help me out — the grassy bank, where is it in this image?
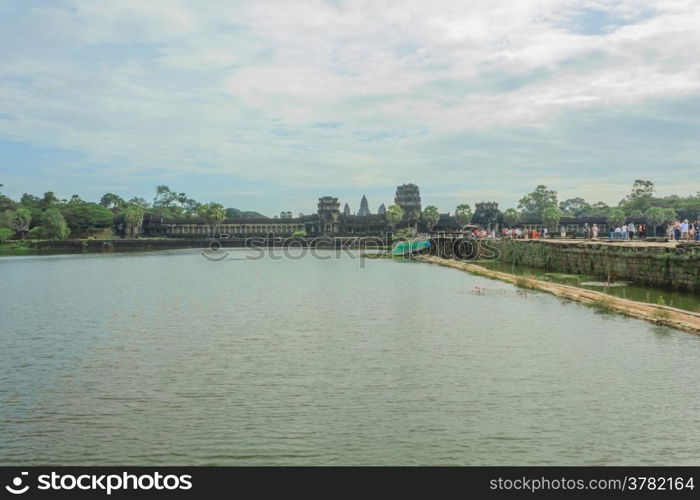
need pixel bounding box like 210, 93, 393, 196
418, 255, 700, 335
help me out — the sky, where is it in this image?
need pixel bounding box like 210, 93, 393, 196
1, 0, 699, 216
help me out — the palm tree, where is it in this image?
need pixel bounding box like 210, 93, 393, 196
422, 205, 440, 233
123, 204, 145, 239
455, 204, 473, 227
201, 203, 226, 237
385, 205, 404, 232
14, 208, 31, 240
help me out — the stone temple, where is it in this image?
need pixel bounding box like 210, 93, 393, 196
135, 183, 461, 237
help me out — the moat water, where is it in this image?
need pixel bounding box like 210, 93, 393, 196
1, 249, 699, 465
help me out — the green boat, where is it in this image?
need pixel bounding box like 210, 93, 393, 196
391, 239, 431, 256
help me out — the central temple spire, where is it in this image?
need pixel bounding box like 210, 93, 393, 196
358, 194, 370, 216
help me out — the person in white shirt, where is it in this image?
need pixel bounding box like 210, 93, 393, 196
621, 225, 628, 240
628, 222, 635, 240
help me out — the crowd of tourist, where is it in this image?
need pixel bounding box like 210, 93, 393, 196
466, 219, 700, 241
668, 219, 700, 241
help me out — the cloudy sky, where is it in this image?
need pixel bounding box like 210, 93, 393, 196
1, 0, 699, 215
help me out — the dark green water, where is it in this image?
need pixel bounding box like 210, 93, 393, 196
1, 249, 699, 465
477, 260, 700, 313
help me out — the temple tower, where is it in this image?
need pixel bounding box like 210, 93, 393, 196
358, 195, 370, 216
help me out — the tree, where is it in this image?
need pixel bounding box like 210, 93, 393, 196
607, 208, 626, 228
559, 197, 591, 217
625, 179, 655, 200
620, 179, 655, 213
13, 207, 32, 239
153, 185, 177, 208
100, 193, 126, 212
128, 197, 150, 209
39, 191, 59, 210
0, 193, 15, 212
421, 205, 440, 232
200, 202, 226, 237
291, 230, 307, 238
645, 207, 665, 237
541, 206, 562, 231
0, 227, 12, 243
662, 207, 677, 224
589, 201, 611, 217
61, 202, 113, 236
39, 208, 70, 239
385, 205, 404, 230
123, 204, 145, 239
517, 185, 558, 217
502, 208, 520, 227
454, 204, 473, 227
0, 210, 13, 230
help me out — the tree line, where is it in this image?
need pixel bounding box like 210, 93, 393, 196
426, 180, 699, 232
0, 185, 262, 242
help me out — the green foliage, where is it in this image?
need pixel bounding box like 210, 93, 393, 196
559, 197, 592, 217
422, 205, 440, 231
122, 204, 145, 238
13, 207, 32, 239
0, 193, 16, 212
100, 192, 126, 212
652, 296, 672, 324
454, 204, 473, 226
588, 201, 611, 217
385, 204, 404, 228
502, 208, 520, 226
199, 202, 226, 236
518, 185, 558, 217
39, 208, 70, 239
0, 227, 13, 243
0, 210, 13, 230
645, 207, 665, 236
662, 207, 677, 223
607, 208, 626, 228
291, 230, 307, 238
61, 201, 113, 234
541, 206, 563, 230
620, 179, 655, 213
225, 208, 267, 219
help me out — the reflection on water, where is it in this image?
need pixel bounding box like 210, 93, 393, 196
1, 250, 699, 465
477, 260, 700, 313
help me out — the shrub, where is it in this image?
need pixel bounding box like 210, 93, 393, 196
0, 227, 12, 243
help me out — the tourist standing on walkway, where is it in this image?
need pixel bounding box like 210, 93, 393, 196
584, 223, 590, 240
614, 226, 622, 239
681, 219, 689, 240
628, 222, 635, 240
674, 219, 681, 240
560, 225, 566, 239
592, 224, 599, 239
621, 224, 628, 240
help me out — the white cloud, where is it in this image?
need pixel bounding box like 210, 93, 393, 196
1, 0, 699, 212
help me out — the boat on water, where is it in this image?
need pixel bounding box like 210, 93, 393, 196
391, 238, 431, 256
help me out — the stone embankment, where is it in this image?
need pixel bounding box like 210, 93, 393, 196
492, 239, 699, 293
419, 254, 700, 335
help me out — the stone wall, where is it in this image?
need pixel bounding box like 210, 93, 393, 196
492, 240, 700, 292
